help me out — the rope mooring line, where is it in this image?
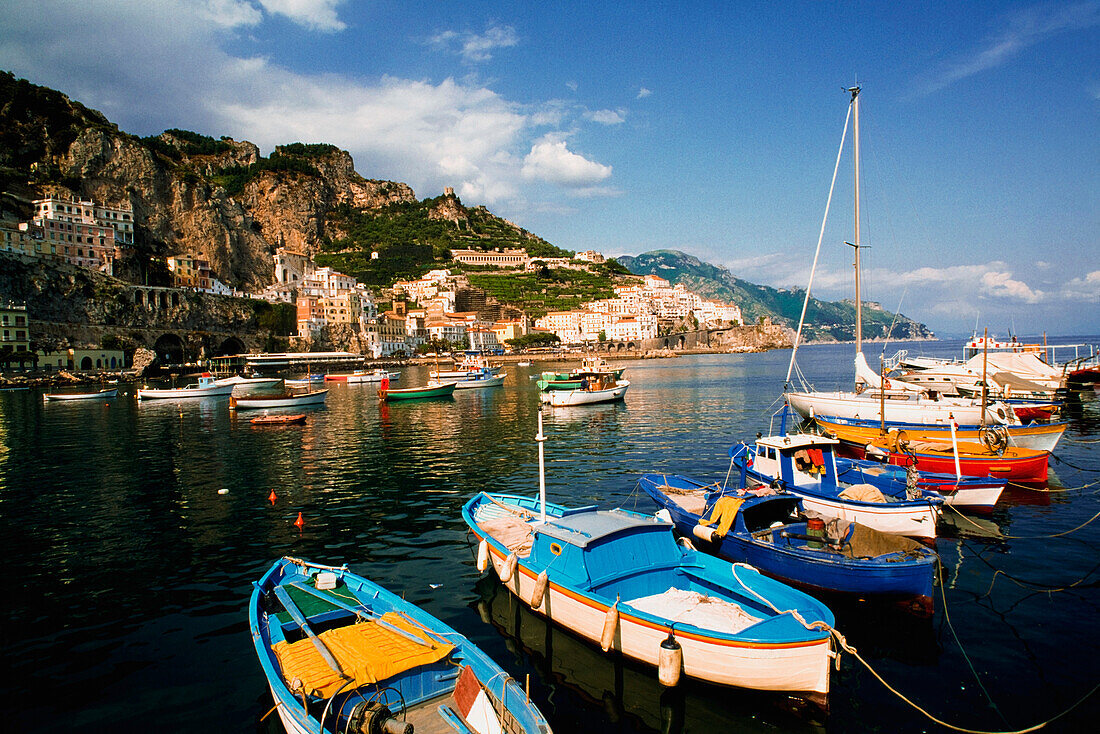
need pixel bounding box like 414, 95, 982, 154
730, 562, 1098, 732
943, 504, 1100, 540
938, 567, 1006, 722
1005, 477, 1100, 493
1050, 454, 1100, 473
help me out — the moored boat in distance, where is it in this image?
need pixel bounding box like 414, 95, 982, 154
540, 373, 630, 406
137, 373, 235, 400
434, 368, 506, 389
44, 387, 118, 401
345, 369, 400, 384
379, 380, 457, 401
230, 390, 328, 410
250, 557, 553, 734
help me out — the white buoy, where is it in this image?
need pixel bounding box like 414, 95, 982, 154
601, 602, 619, 652
692, 524, 718, 543
658, 631, 682, 687
531, 569, 549, 608
217, 488, 229, 495
477, 539, 490, 572
499, 552, 518, 583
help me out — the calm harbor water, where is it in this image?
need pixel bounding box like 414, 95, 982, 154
2, 339, 1098, 733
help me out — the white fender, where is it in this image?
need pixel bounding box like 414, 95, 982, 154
499, 552, 518, 583
692, 524, 718, 543
530, 569, 549, 608
601, 602, 619, 652
476, 539, 490, 572
658, 632, 682, 687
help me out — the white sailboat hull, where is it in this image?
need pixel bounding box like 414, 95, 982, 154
786, 390, 1009, 425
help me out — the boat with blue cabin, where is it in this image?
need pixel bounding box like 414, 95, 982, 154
250, 556, 552, 734
729, 434, 944, 540
636, 473, 938, 615
461, 412, 836, 704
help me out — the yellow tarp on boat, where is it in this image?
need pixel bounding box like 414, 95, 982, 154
272, 612, 454, 698
699, 496, 744, 538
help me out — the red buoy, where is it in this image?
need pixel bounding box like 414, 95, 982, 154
268, 490, 277, 505
294, 512, 304, 529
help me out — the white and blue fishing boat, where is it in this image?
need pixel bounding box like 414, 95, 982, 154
833, 456, 1005, 511
250, 557, 552, 734
462, 413, 835, 704
636, 473, 938, 615
729, 434, 944, 540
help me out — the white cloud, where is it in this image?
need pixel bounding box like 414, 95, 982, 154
918, 2, 1100, 95
585, 108, 625, 125
522, 136, 612, 188
258, 0, 347, 32
637, 87, 652, 99
566, 81, 578, 92
0, 3, 624, 207
1060, 270, 1100, 300
430, 24, 518, 63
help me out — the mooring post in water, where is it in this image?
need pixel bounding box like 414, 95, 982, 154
537, 409, 547, 523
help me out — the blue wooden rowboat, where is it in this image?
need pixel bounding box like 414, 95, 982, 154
463, 492, 835, 705
250, 557, 552, 734
729, 434, 944, 540
636, 474, 938, 616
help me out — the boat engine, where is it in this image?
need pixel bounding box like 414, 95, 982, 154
347, 700, 413, 734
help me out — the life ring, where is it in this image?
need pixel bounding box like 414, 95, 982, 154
883, 378, 892, 390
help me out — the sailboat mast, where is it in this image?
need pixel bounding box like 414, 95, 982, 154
850, 85, 862, 354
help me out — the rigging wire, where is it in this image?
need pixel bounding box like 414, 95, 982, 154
786, 99, 853, 387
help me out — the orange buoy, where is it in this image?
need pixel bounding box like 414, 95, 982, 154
269, 490, 277, 505
294, 512, 304, 529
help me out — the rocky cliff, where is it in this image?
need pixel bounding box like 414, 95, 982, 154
0, 72, 416, 292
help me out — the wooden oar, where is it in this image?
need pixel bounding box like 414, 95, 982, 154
286, 583, 440, 650
272, 585, 348, 680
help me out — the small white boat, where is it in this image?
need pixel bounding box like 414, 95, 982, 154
214, 375, 283, 388
137, 374, 235, 400
541, 379, 630, 406
44, 388, 118, 401
230, 390, 328, 410
435, 369, 506, 389
516, 360, 533, 367
346, 369, 400, 384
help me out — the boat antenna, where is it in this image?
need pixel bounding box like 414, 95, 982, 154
785, 91, 855, 385
537, 408, 547, 523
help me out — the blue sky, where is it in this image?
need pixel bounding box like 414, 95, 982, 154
1, 1, 1097, 336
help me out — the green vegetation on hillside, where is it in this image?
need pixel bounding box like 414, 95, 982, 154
315, 196, 574, 287
466, 268, 616, 319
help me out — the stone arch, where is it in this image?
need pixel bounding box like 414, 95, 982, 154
171, 292, 180, 307
627, 341, 637, 351
80, 356, 93, 370
215, 337, 246, 356
135, 290, 144, 306
154, 333, 185, 365
615, 342, 625, 352
159, 292, 168, 309
110, 356, 118, 368
677, 335, 686, 349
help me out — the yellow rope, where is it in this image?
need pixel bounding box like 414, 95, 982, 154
259, 702, 281, 722
730, 563, 1099, 733
942, 504, 1100, 540
1005, 477, 1100, 492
